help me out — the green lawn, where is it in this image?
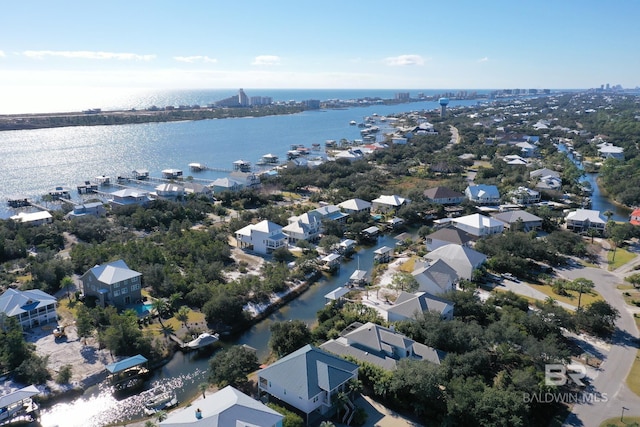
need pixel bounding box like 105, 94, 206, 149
526, 282, 603, 308
626, 315, 640, 399
608, 247, 637, 270
599, 416, 640, 426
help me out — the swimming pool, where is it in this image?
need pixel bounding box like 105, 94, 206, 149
130, 302, 154, 316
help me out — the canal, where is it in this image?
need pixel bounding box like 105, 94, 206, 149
39, 234, 397, 427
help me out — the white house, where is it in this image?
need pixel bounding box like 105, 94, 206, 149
425, 244, 487, 281
565, 209, 607, 233
109, 188, 153, 207
337, 198, 372, 215
211, 177, 243, 193
10, 211, 53, 226
371, 195, 410, 213
258, 345, 358, 419
508, 186, 541, 205
465, 184, 500, 205
450, 213, 504, 237
597, 143, 625, 160
0, 288, 57, 330
67, 202, 106, 218
387, 291, 455, 322
283, 212, 322, 244
154, 183, 184, 200
235, 220, 288, 254
411, 259, 458, 295
320, 322, 446, 371
159, 385, 284, 427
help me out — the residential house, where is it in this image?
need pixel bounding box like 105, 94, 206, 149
81, 259, 142, 308
465, 184, 500, 205
492, 210, 543, 232
565, 209, 607, 234
320, 322, 446, 371
334, 149, 364, 162
373, 246, 393, 263
371, 195, 410, 213
423, 187, 465, 205
630, 208, 640, 226
450, 213, 504, 237
283, 212, 322, 244
425, 227, 474, 251
10, 211, 53, 226
235, 220, 287, 254
182, 182, 213, 198
0, 288, 57, 329
211, 177, 243, 194
597, 143, 625, 160
161, 169, 183, 180
411, 259, 458, 295
425, 244, 487, 281
159, 385, 284, 427
67, 202, 106, 218
311, 205, 349, 224
516, 141, 537, 157
508, 186, 541, 205
337, 198, 372, 215
387, 291, 455, 322
109, 188, 152, 207
154, 183, 184, 200
230, 171, 261, 188
258, 345, 359, 420
529, 168, 560, 179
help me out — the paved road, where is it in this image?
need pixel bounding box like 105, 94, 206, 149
560, 262, 640, 426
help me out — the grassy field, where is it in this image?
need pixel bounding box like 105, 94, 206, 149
526, 282, 603, 308
608, 247, 637, 270
599, 416, 640, 426
625, 315, 640, 398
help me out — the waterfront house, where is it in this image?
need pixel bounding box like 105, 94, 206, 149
371, 194, 410, 213
361, 226, 380, 241
508, 186, 541, 205
423, 186, 465, 205
109, 188, 152, 207
230, 170, 261, 188
161, 169, 183, 180
425, 244, 487, 281
320, 322, 446, 371
565, 209, 607, 234
492, 210, 543, 232
258, 345, 358, 421
81, 259, 142, 308
319, 253, 342, 272
425, 227, 474, 251
235, 220, 287, 255
132, 169, 149, 180
0, 288, 57, 330
310, 205, 349, 224
283, 212, 322, 244
211, 177, 243, 193
411, 259, 458, 295
337, 239, 357, 255
449, 213, 504, 238
387, 291, 455, 322
67, 202, 106, 218
159, 385, 284, 427
182, 182, 213, 198
630, 208, 640, 226
337, 198, 372, 215
10, 211, 53, 226
155, 183, 184, 200
465, 184, 500, 205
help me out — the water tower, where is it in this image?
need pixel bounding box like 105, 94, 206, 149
438, 97, 450, 118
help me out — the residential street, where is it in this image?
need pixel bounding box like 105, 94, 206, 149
561, 257, 640, 426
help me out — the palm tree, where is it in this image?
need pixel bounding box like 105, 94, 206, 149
151, 298, 169, 327
176, 305, 191, 327
155, 410, 168, 423
144, 421, 156, 427
168, 292, 182, 313
199, 382, 209, 399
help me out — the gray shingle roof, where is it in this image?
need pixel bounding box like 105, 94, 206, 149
85, 259, 141, 285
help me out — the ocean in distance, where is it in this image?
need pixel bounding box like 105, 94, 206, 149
0, 89, 489, 218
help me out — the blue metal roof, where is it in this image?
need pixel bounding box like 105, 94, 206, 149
106, 354, 148, 374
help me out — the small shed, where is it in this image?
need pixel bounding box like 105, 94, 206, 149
373, 246, 393, 263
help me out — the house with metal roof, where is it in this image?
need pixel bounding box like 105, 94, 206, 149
258, 345, 358, 420
80, 259, 142, 308
160, 385, 284, 427
425, 244, 487, 281
235, 220, 287, 255
109, 188, 153, 207
283, 212, 322, 244
492, 210, 543, 232
10, 211, 53, 226
371, 194, 410, 213
565, 209, 607, 234
320, 322, 446, 371
465, 184, 500, 205
310, 205, 349, 224
450, 213, 504, 237
211, 177, 243, 193
337, 198, 372, 215
425, 227, 474, 251
411, 259, 458, 295
423, 186, 465, 205
387, 291, 455, 322
0, 288, 57, 330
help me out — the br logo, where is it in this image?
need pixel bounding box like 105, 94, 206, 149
545, 363, 587, 387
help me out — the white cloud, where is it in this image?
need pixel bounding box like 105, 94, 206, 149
173, 55, 217, 64
0, 50, 5, 58
478, 57, 489, 62
252, 55, 281, 66
22, 50, 156, 61
384, 54, 426, 66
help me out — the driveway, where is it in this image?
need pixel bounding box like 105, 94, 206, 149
335, 395, 423, 427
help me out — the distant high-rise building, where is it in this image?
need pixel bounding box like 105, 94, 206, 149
238, 88, 249, 107
303, 99, 320, 109
395, 92, 410, 100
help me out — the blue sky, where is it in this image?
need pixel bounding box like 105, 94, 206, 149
1, 0, 639, 91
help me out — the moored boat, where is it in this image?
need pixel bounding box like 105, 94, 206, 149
183, 332, 219, 350
143, 387, 178, 415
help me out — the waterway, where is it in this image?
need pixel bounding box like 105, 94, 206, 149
39, 234, 397, 427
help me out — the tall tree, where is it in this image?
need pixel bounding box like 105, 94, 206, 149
208, 345, 258, 387
269, 320, 312, 358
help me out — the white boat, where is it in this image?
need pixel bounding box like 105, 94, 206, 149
143, 387, 178, 415
184, 332, 219, 350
